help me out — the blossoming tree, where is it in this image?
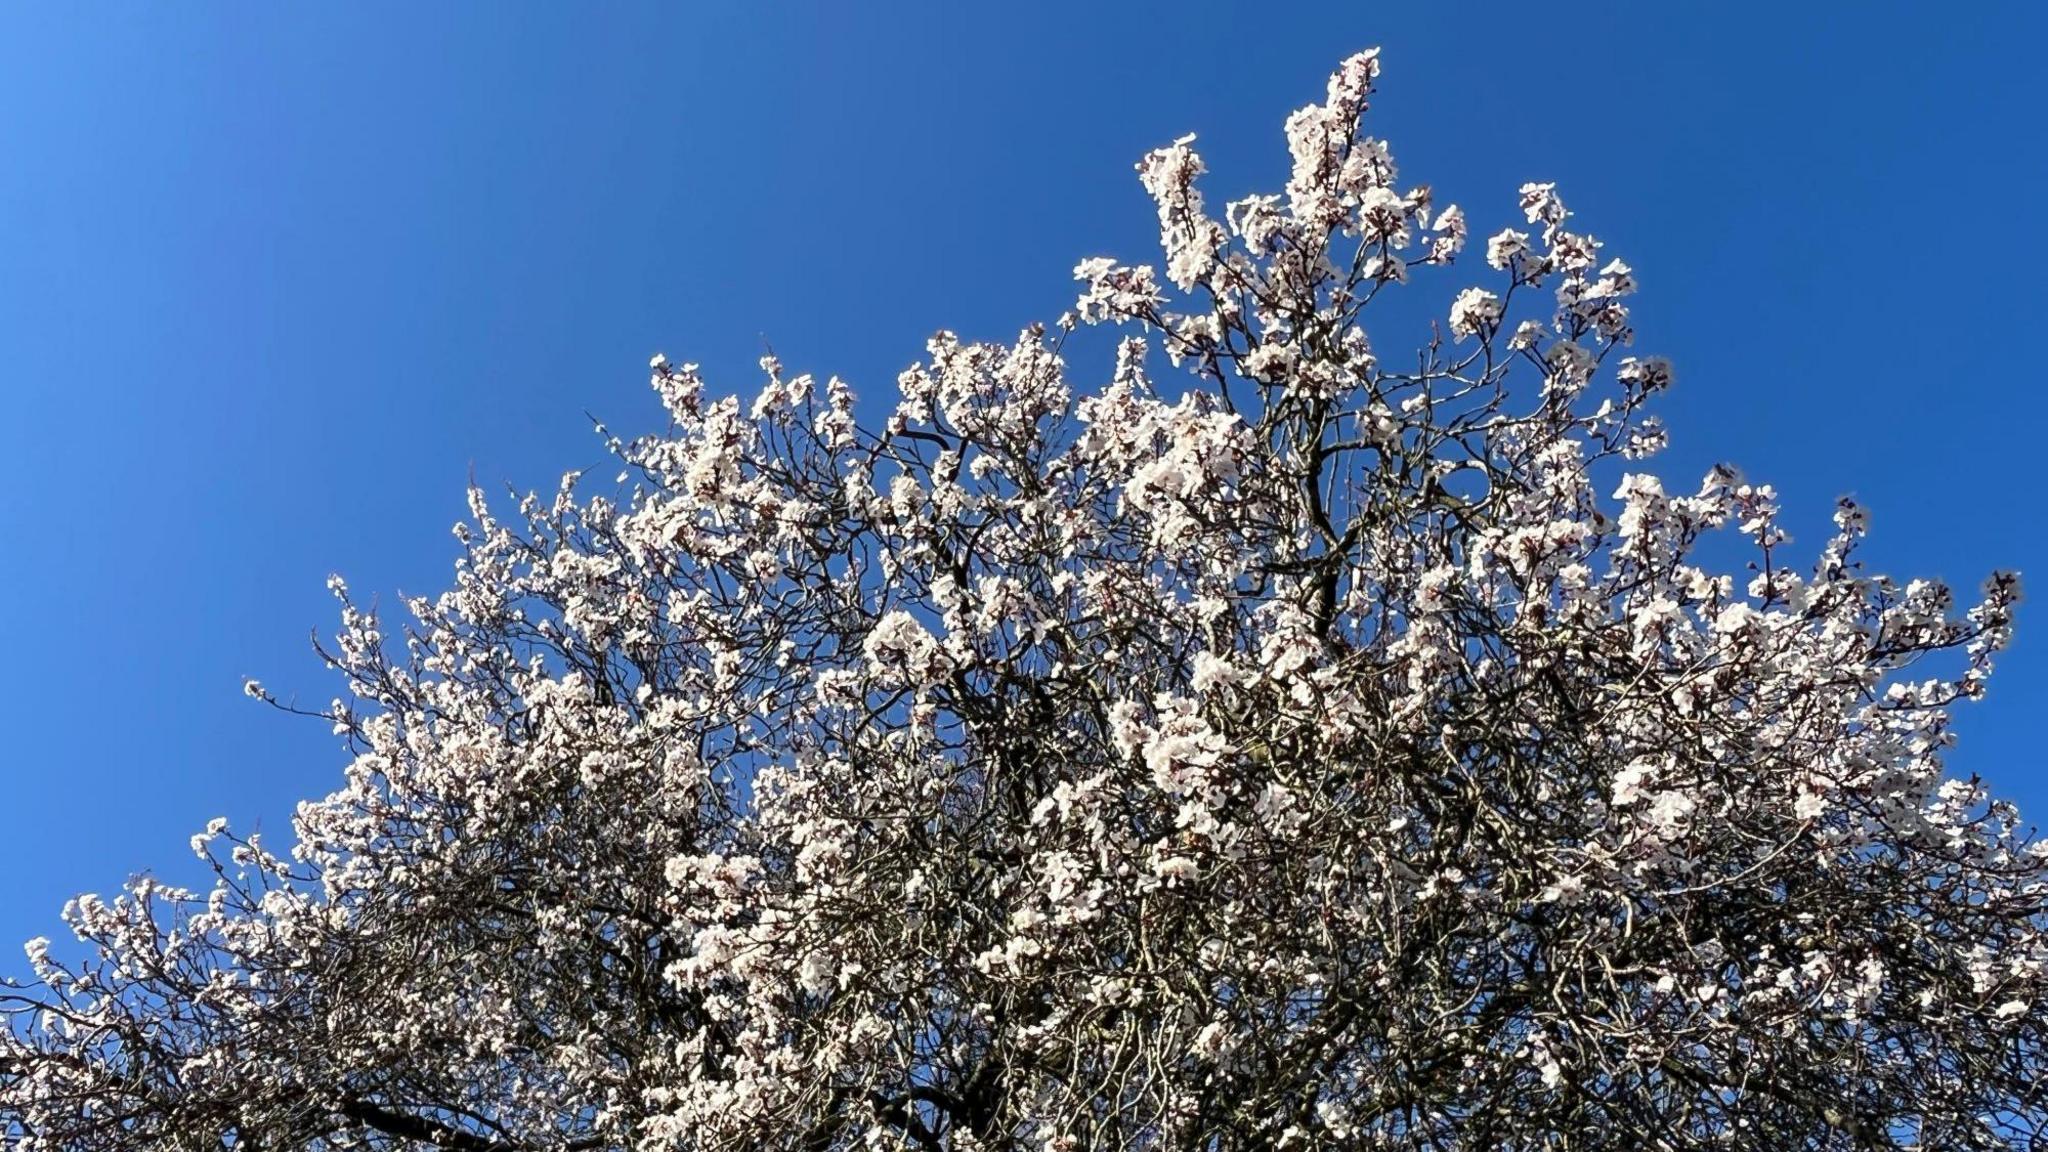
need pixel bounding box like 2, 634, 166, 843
4, 49, 2042, 1151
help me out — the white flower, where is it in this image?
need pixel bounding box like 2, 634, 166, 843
1519, 181, 1567, 227
1486, 227, 1530, 269
862, 610, 946, 685
1448, 287, 1502, 339
1241, 342, 1298, 383
1190, 651, 1242, 693
1427, 204, 1466, 261
1612, 760, 1657, 807
1152, 855, 1200, 885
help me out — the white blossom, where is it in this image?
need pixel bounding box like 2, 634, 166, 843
2, 47, 2038, 1152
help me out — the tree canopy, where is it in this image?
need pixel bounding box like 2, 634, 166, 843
4, 49, 2042, 1152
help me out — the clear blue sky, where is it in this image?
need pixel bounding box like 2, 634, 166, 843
2, 4, 2042, 954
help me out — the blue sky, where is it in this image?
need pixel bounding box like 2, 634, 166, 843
1, 4, 2042, 953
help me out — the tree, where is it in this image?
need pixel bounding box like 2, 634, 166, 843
3, 47, 2042, 1152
